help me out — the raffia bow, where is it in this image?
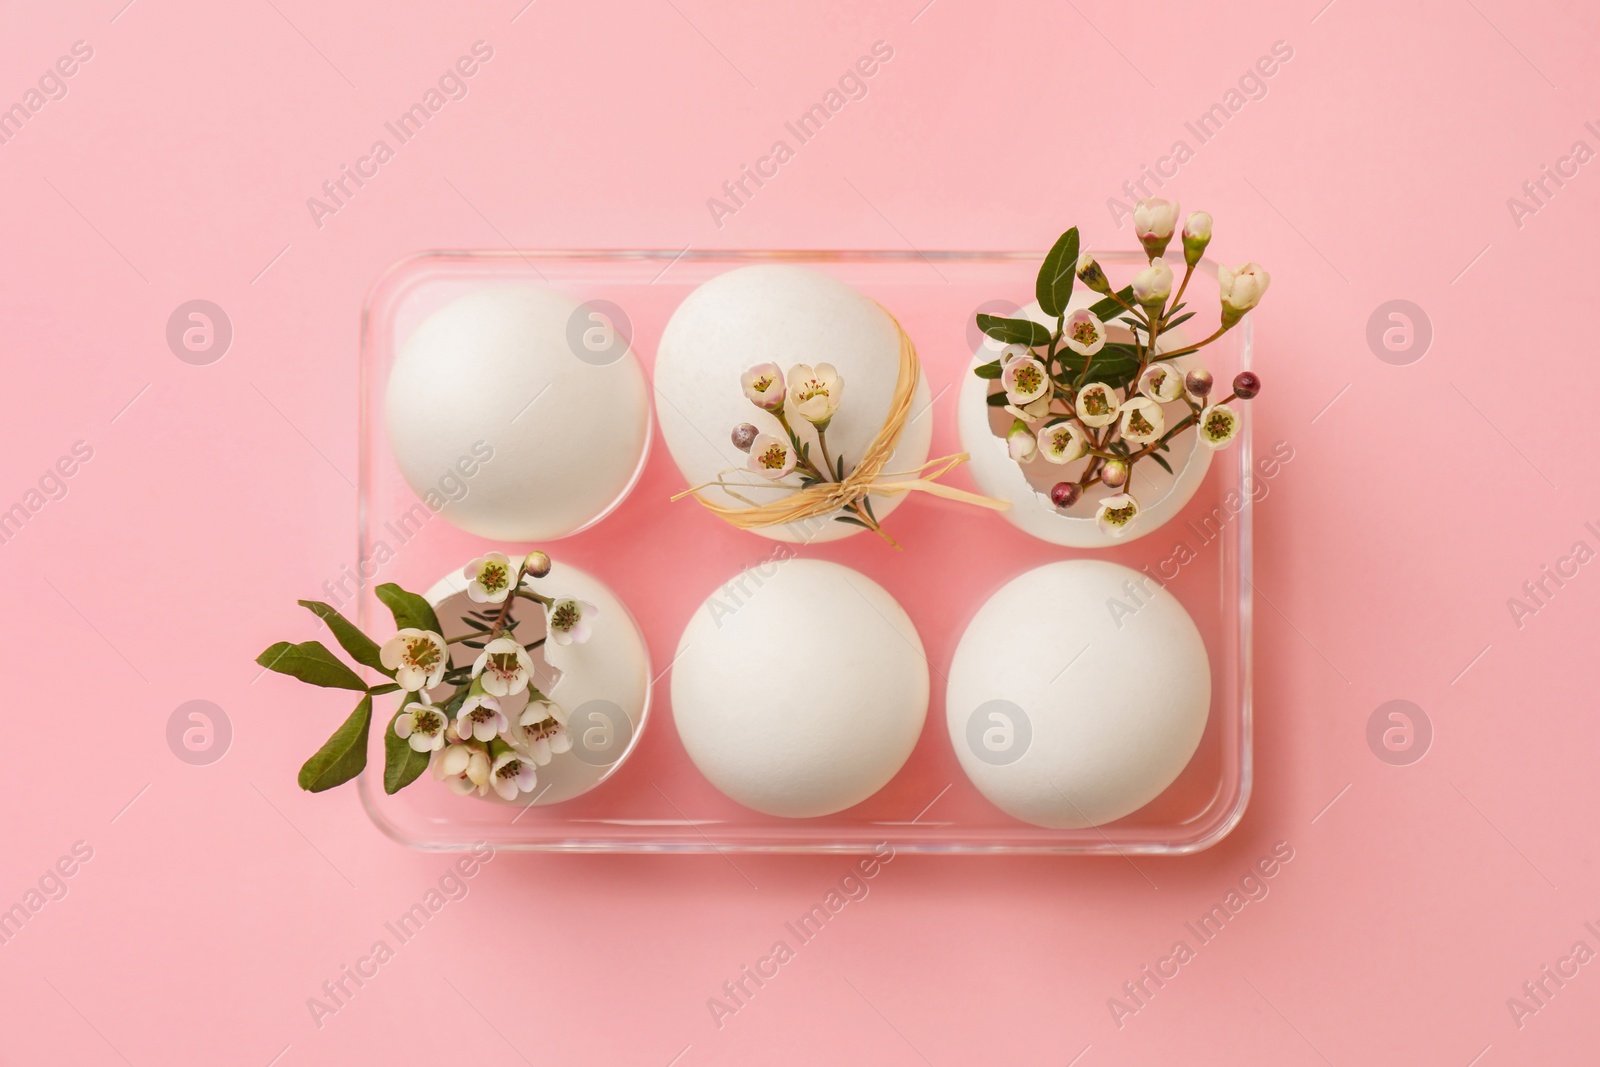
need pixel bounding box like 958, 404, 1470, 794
671, 310, 1009, 548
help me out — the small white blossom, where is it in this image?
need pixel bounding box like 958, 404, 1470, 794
741, 362, 786, 411
547, 598, 598, 646
1060, 309, 1107, 356
1005, 394, 1053, 424
471, 636, 535, 697
1095, 493, 1141, 538
1007, 420, 1037, 463
1217, 263, 1270, 325
1131, 258, 1174, 310
456, 693, 508, 743
1198, 404, 1241, 448
513, 701, 573, 765
1074, 382, 1120, 428
787, 363, 843, 427
432, 742, 490, 796
394, 698, 449, 753
463, 552, 517, 604
490, 750, 539, 800
747, 433, 796, 480
1002, 357, 1049, 406
999, 343, 1033, 366
1037, 421, 1088, 465
1138, 364, 1184, 403
379, 629, 448, 692
1134, 198, 1180, 243
1119, 397, 1165, 446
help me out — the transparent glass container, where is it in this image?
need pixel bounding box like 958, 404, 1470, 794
358, 249, 1253, 855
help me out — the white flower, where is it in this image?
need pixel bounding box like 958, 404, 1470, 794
1007, 420, 1037, 463
547, 598, 597, 646
787, 363, 843, 426
394, 698, 449, 753
1217, 263, 1270, 325
471, 636, 534, 697
1134, 198, 1180, 241
999, 342, 1033, 366
1134, 198, 1180, 258
379, 629, 448, 692
747, 433, 796, 480
1074, 382, 1120, 428
490, 750, 539, 800
1061, 309, 1107, 356
1037, 421, 1088, 465
1095, 493, 1141, 538
1119, 397, 1165, 446
1138, 364, 1184, 403
463, 552, 516, 604
456, 693, 508, 743
741, 362, 786, 411
1182, 211, 1213, 264
1131, 258, 1174, 310
512, 702, 573, 765
432, 742, 490, 795
1004, 394, 1052, 424
1198, 404, 1241, 448
1001, 357, 1049, 406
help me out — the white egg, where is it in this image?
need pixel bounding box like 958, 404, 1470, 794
387, 285, 650, 541
672, 559, 929, 817
958, 295, 1211, 546
946, 560, 1210, 829
422, 559, 651, 805
655, 265, 933, 543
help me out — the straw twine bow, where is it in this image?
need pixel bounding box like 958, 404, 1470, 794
671, 311, 1009, 548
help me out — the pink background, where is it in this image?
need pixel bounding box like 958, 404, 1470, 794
2, 0, 1596, 1063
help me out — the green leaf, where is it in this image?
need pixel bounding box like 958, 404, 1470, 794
374, 583, 442, 635
297, 600, 391, 676
1036, 227, 1080, 317
382, 707, 430, 794
861, 495, 877, 522
1150, 452, 1174, 475
976, 314, 1052, 347
835, 514, 871, 529
298, 694, 372, 792
973, 360, 1003, 380
1055, 342, 1142, 391
1088, 287, 1136, 323
986, 391, 1011, 407
1164, 311, 1196, 332
257, 640, 368, 691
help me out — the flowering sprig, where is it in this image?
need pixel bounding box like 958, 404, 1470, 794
723, 360, 886, 536
258, 549, 595, 799
973, 200, 1267, 538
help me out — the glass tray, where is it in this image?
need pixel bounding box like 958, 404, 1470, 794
357, 249, 1253, 855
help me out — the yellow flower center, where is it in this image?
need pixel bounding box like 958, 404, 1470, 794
1129, 410, 1154, 435
1205, 411, 1234, 439
478, 562, 508, 593
1070, 321, 1099, 346
406, 637, 440, 670
758, 444, 789, 470
1012, 365, 1042, 394
1105, 504, 1136, 526
550, 602, 579, 631
1084, 391, 1109, 416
